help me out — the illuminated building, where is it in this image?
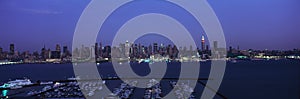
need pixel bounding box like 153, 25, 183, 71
153, 43, 158, 54
201, 35, 205, 51
125, 40, 130, 57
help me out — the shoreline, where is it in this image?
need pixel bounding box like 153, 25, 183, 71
0, 58, 299, 66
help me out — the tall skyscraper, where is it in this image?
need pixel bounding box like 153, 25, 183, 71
213, 41, 218, 50
206, 45, 209, 51
148, 44, 152, 55
55, 44, 61, 58
125, 40, 130, 57
56, 44, 61, 52
95, 43, 98, 57
99, 43, 103, 58
41, 45, 47, 59
119, 43, 126, 58
153, 43, 158, 54
63, 46, 68, 55
9, 44, 15, 55
167, 44, 172, 55
201, 35, 205, 51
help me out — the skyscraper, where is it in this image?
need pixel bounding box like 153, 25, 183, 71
9, 44, 14, 55
153, 43, 158, 54
55, 44, 61, 58
201, 35, 205, 51
125, 40, 130, 57
56, 44, 61, 52
99, 43, 103, 58
95, 43, 98, 58
213, 41, 218, 50
148, 44, 152, 55
119, 43, 126, 58
41, 45, 47, 59
206, 45, 209, 51
63, 46, 68, 55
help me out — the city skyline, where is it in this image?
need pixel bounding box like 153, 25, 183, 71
1, 39, 299, 54
0, 40, 299, 62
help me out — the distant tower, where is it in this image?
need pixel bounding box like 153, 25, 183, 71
213, 41, 218, 50
153, 43, 158, 54
125, 40, 130, 57
229, 46, 233, 53
201, 35, 205, 51
99, 43, 103, 58
206, 45, 209, 51
56, 44, 61, 58
41, 45, 46, 59
63, 46, 68, 55
95, 43, 98, 58
148, 44, 152, 55
9, 44, 15, 55
56, 44, 61, 52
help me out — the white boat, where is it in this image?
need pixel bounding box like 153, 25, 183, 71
2, 78, 33, 89
67, 77, 81, 80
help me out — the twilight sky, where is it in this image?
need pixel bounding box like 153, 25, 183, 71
0, 0, 299, 52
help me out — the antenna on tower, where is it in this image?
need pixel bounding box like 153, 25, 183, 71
201, 35, 205, 51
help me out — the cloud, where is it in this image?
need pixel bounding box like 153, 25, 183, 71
21, 8, 63, 15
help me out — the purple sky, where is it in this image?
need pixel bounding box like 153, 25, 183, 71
0, 0, 300, 52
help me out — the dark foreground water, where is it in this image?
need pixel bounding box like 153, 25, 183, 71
0, 60, 299, 99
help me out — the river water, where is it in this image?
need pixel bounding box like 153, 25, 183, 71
0, 60, 299, 99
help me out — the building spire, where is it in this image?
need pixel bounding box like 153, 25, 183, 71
201, 35, 205, 51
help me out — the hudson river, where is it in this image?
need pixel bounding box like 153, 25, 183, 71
0, 60, 299, 99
